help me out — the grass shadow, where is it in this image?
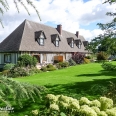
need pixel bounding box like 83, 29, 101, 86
45, 77, 116, 99
76, 70, 116, 77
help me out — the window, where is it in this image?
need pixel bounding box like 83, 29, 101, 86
37, 33, 45, 46
70, 40, 74, 48
78, 42, 81, 49
55, 40, 59, 47
4, 54, 11, 63
36, 31, 46, 46
39, 38, 44, 45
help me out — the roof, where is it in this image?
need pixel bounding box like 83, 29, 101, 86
0, 19, 88, 53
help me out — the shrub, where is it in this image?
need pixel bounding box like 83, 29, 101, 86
72, 52, 85, 64
84, 58, 90, 64
3, 63, 15, 70
85, 56, 91, 59
41, 66, 47, 72
39, 94, 116, 116
9, 67, 29, 77
56, 62, 69, 69
97, 52, 107, 61
29, 67, 42, 75
17, 54, 37, 67
102, 62, 116, 71
68, 58, 76, 66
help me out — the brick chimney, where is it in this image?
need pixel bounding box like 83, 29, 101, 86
76, 31, 79, 38
57, 25, 62, 35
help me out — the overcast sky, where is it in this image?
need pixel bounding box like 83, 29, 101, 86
0, 0, 115, 42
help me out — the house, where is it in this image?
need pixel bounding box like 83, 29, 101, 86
0, 19, 88, 68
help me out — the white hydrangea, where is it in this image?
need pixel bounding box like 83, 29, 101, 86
79, 97, 91, 105
98, 111, 108, 116
50, 104, 59, 111
31, 110, 38, 115
79, 105, 97, 116
70, 101, 80, 110
59, 101, 69, 109
106, 109, 116, 116
100, 97, 113, 110
58, 95, 70, 103
91, 106, 100, 114
90, 100, 101, 108
46, 94, 58, 103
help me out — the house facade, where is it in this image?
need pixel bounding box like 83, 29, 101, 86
0, 19, 88, 68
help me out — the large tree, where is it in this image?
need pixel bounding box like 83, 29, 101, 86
87, 0, 116, 55
0, 0, 41, 27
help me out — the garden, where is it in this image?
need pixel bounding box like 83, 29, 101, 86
0, 53, 116, 115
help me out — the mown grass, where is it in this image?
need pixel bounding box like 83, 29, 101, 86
10, 61, 116, 115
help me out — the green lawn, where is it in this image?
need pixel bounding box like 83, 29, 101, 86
14, 62, 116, 97
10, 62, 116, 115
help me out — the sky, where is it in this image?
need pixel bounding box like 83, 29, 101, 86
0, 0, 115, 42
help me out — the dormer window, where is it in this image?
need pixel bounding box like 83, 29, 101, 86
35, 30, 46, 46
51, 34, 60, 47
83, 41, 88, 47
67, 37, 74, 48
70, 40, 74, 48
75, 39, 82, 49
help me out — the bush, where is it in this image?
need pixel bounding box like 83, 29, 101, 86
102, 62, 116, 71
68, 58, 76, 66
17, 54, 37, 67
84, 58, 90, 64
29, 67, 42, 75
97, 52, 107, 61
3, 63, 15, 70
9, 67, 29, 77
85, 56, 91, 59
72, 53, 85, 64
38, 94, 116, 116
41, 66, 47, 72
56, 62, 69, 69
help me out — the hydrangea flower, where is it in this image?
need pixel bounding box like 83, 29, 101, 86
31, 110, 38, 115
100, 97, 113, 110
106, 109, 116, 116
79, 105, 97, 116
46, 94, 58, 103
79, 97, 90, 105
91, 106, 100, 114
50, 104, 59, 111
98, 111, 108, 116
90, 100, 101, 108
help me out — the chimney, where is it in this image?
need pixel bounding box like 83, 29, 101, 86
57, 25, 62, 35
76, 31, 79, 38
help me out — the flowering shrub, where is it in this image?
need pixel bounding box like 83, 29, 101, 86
41, 94, 116, 116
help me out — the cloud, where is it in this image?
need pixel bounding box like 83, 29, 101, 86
0, 0, 115, 42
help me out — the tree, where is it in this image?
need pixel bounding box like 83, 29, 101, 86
0, 76, 43, 107
86, 0, 116, 56
0, 0, 41, 27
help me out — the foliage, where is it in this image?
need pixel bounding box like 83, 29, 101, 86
7, 66, 41, 78
17, 54, 38, 67
85, 56, 91, 59
41, 66, 47, 72
102, 62, 116, 71
72, 53, 85, 64
3, 63, 15, 70
86, 1, 116, 55
84, 58, 90, 64
97, 52, 108, 61
90, 84, 108, 96
68, 58, 77, 66
56, 62, 69, 69
0, 76, 43, 108
0, 0, 41, 27
46, 64, 56, 71
38, 94, 116, 116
